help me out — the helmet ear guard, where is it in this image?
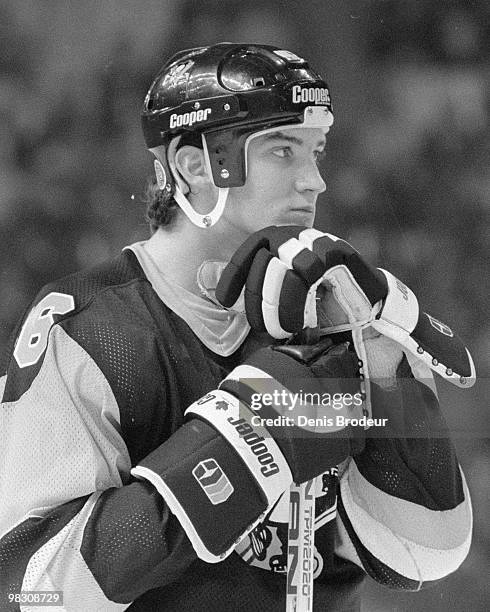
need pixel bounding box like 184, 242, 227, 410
202, 129, 250, 189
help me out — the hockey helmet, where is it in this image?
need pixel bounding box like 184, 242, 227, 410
142, 43, 334, 226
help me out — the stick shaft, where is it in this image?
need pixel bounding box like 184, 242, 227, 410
285, 326, 319, 612
286, 479, 316, 612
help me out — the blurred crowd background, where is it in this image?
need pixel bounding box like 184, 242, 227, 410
1, 0, 488, 609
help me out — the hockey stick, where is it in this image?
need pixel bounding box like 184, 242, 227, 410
286, 479, 316, 611
285, 326, 319, 612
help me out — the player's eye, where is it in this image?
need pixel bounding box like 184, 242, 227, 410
272, 146, 292, 159
314, 149, 326, 166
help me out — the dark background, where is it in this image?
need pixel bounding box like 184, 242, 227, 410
1, 1, 488, 609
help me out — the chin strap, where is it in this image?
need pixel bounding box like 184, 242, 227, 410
157, 136, 229, 229
173, 184, 229, 228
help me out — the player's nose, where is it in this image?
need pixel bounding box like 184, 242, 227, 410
294, 160, 326, 195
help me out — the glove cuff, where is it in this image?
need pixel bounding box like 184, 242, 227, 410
186, 387, 293, 505
372, 269, 476, 387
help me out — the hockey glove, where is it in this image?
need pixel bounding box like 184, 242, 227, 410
215, 226, 475, 389
131, 339, 362, 563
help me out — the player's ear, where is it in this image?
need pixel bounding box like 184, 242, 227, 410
174, 145, 211, 191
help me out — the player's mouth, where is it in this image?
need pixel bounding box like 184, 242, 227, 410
289, 206, 315, 215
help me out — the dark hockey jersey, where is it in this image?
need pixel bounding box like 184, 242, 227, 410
0, 249, 472, 611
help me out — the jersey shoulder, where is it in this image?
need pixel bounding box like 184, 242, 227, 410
38, 248, 147, 312
1, 250, 151, 402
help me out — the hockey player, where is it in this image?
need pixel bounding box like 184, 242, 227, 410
0, 43, 473, 611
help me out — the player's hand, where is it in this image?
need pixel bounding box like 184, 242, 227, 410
131, 335, 363, 563
218, 336, 365, 485
216, 226, 475, 388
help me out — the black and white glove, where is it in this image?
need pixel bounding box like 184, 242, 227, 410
215, 226, 475, 389
131, 339, 362, 563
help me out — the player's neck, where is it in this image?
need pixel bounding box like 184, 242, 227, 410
144, 220, 232, 296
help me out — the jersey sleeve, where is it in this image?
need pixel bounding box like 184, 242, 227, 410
0, 322, 196, 610
334, 356, 472, 590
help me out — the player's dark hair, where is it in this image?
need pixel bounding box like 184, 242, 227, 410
144, 178, 179, 232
